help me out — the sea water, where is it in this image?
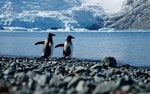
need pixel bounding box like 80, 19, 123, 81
0, 31, 150, 66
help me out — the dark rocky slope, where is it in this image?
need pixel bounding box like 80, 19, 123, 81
105, 0, 150, 29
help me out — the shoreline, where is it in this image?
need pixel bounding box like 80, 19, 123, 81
0, 56, 150, 94
0, 55, 150, 68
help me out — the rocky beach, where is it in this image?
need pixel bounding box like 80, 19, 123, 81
0, 56, 150, 94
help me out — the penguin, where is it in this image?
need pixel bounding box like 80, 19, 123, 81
35, 33, 55, 59
55, 35, 75, 59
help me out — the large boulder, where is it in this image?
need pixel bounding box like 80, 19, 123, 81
103, 57, 117, 67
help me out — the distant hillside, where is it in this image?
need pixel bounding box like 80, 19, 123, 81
105, 0, 150, 29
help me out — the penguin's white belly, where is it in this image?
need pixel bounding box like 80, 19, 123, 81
64, 41, 73, 57
64, 41, 68, 50
50, 43, 53, 57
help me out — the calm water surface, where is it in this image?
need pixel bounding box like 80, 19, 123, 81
0, 32, 150, 66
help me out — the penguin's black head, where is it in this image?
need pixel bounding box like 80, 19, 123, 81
67, 35, 75, 40
48, 33, 56, 37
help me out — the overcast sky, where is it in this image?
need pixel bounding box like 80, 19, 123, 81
83, 0, 126, 14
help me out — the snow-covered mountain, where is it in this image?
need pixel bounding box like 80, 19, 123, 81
106, 0, 150, 29
0, 0, 149, 31
0, 0, 106, 31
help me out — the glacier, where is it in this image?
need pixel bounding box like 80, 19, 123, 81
0, 0, 149, 31
0, 0, 105, 31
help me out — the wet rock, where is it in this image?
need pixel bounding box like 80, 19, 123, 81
33, 86, 44, 94
14, 72, 28, 83
26, 71, 37, 78
94, 76, 105, 82
0, 56, 150, 94
74, 66, 87, 74
114, 69, 122, 75
59, 89, 67, 94
103, 57, 117, 67
91, 64, 102, 70
33, 74, 49, 86
0, 63, 2, 70
136, 70, 149, 78
145, 82, 150, 92
87, 83, 96, 93
0, 83, 10, 94
0, 71, 4, 78
3, 68, 15, 75
10, 62, 17, 67
122, 64, 131, 68
76, 80, 85, 92
16, 67, 24, 72
121, 85, 132, 92
49, 76, 62, 87
33, 68, 45, 74
67, 88, 77, 94
67, 77, 82, 89
138, 92, 150, 94
51, 61, 58, 65
55, 66, 66, 75
16, 86, 32, 94
93, 81, 118, 94
30, 65, 39, 70
97, 73, 106, 78
64, 76, 73, 83
118, 76, 135, 87
90, 70, 97, 76
28, 78, 36, 90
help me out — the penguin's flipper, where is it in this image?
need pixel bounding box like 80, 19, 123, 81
55, 44, 64, 48
35, 41, 45, 45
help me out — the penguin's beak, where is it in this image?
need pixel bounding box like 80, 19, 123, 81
52, 34, 56, 36
68, 35, 75, 39
71, 35, 75, 39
